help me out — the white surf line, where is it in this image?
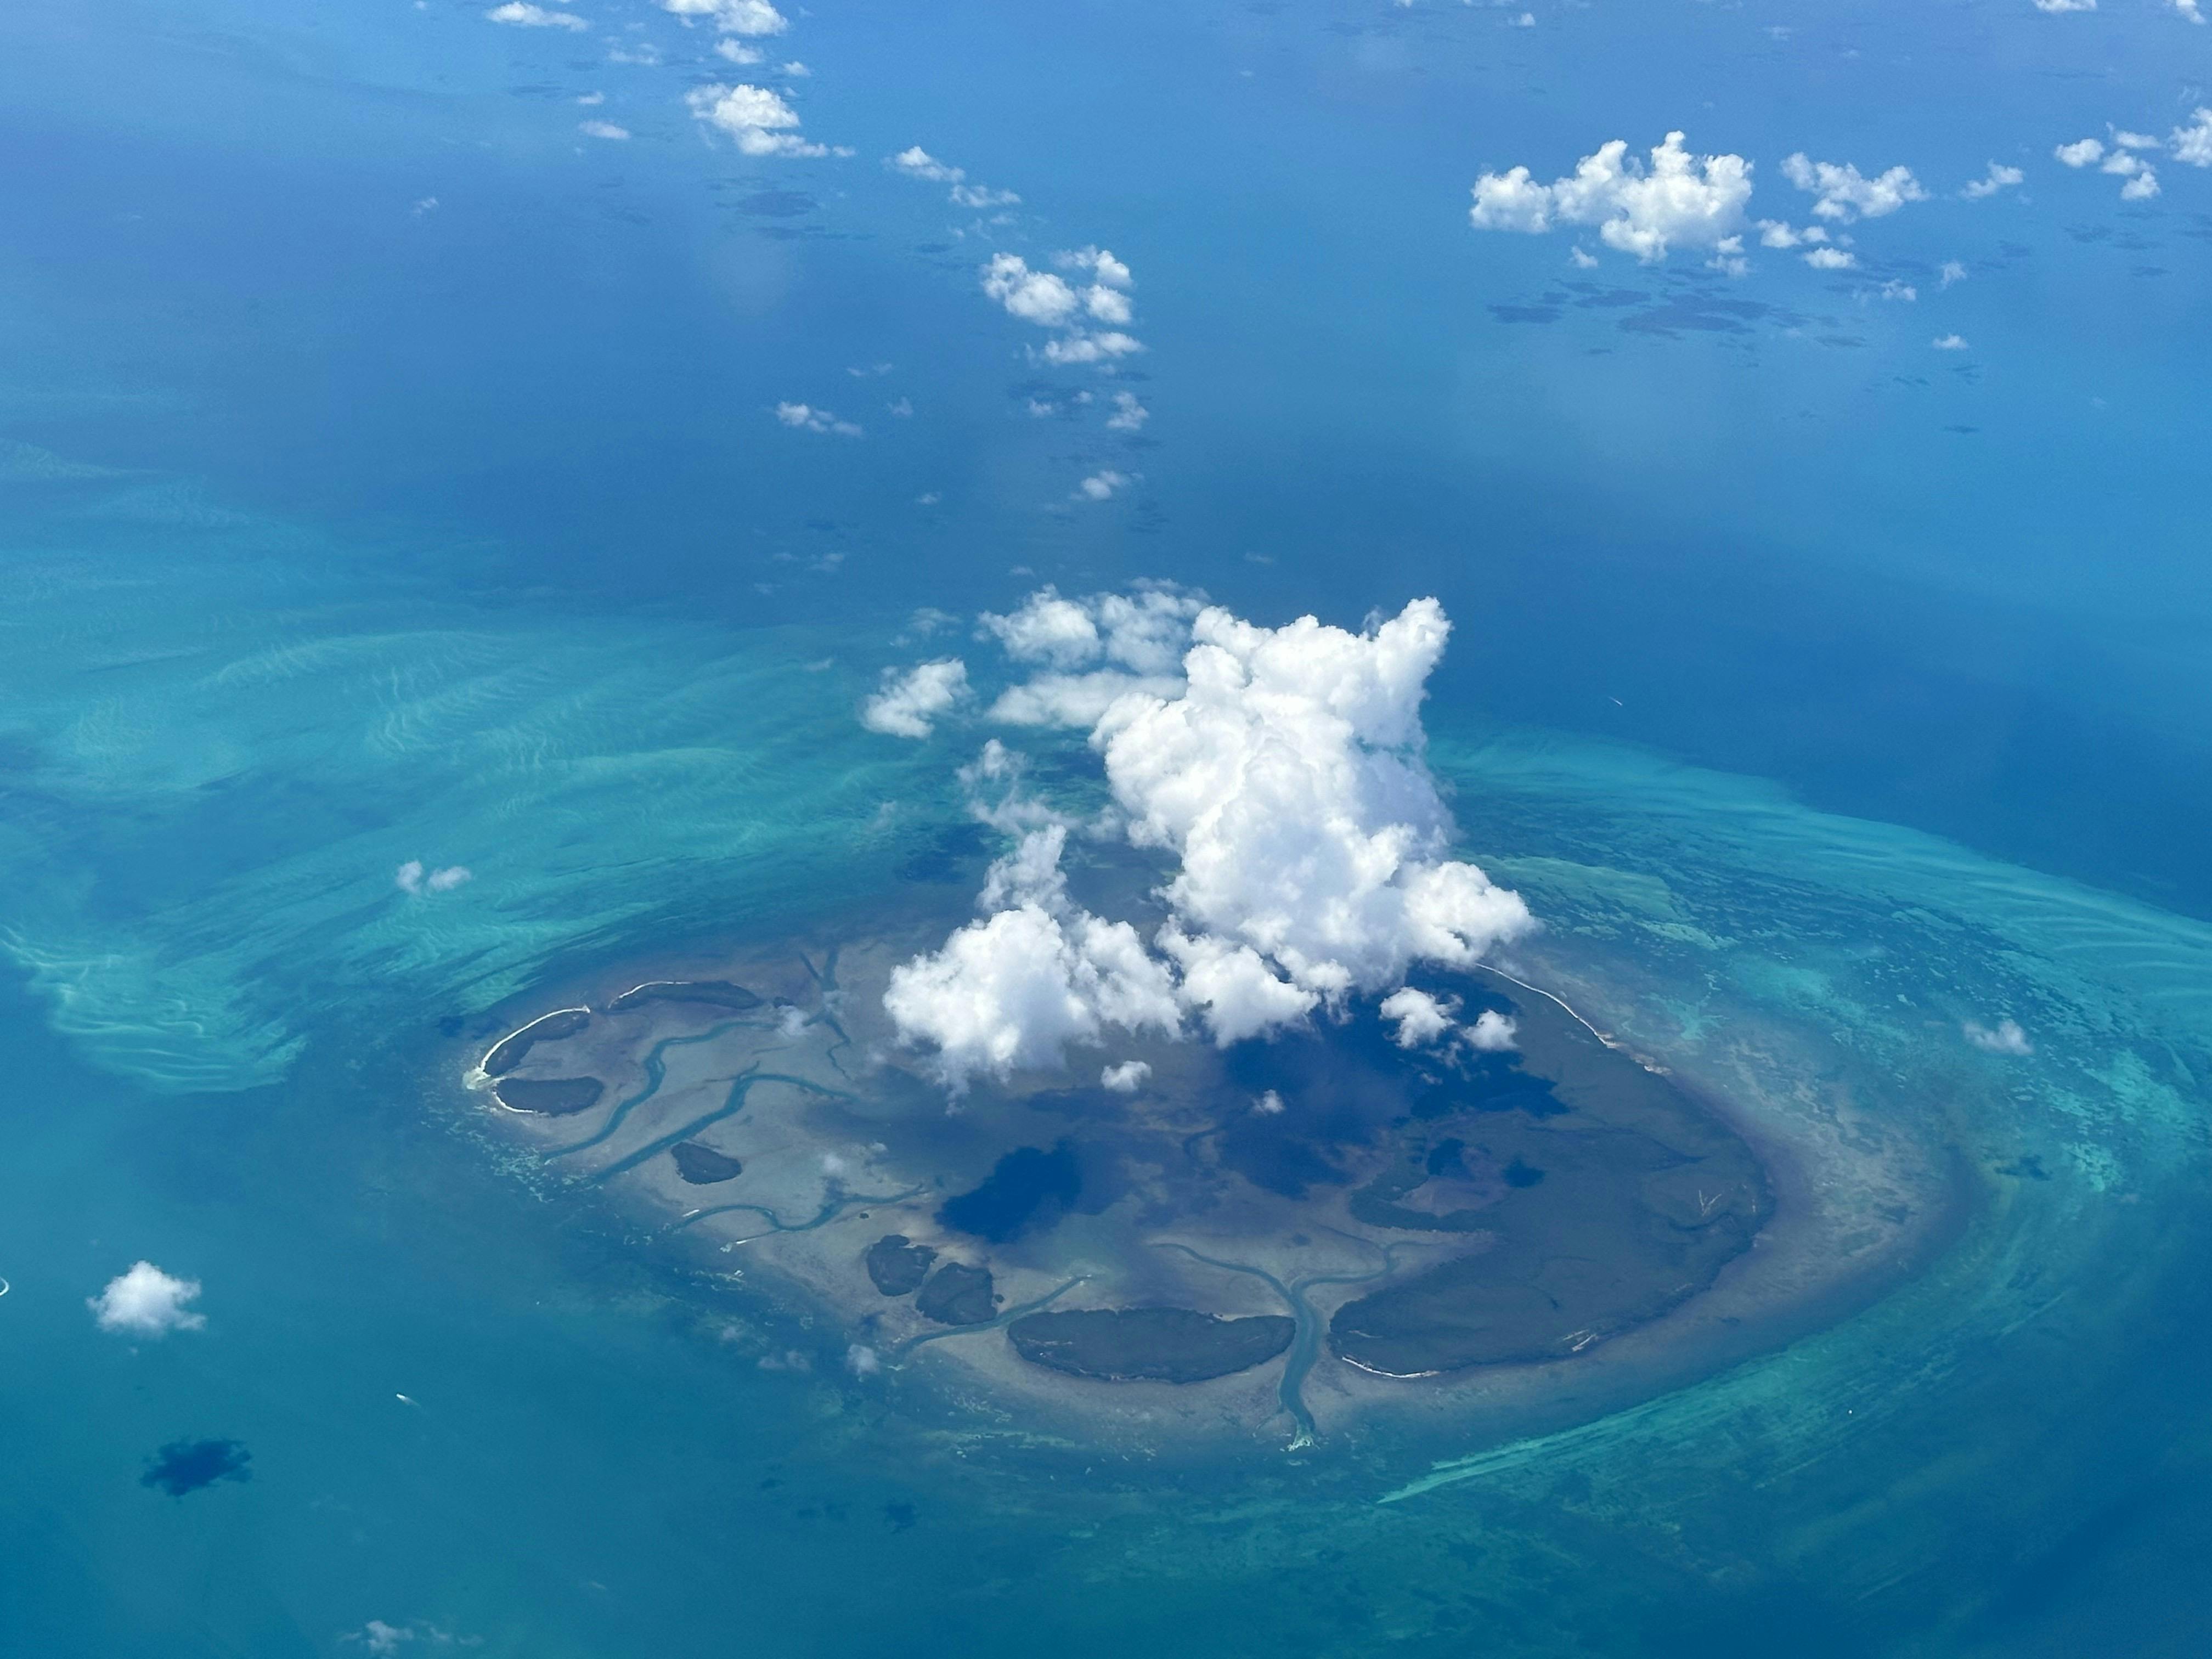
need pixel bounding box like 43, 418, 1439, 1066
1482, 965, 1619, 1049
1484, 963, 1675, 1076
466, 1006, 592, 1090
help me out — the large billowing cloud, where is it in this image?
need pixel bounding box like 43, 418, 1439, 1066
883, 595, 1534, 1088
1469, 132, 1752, 262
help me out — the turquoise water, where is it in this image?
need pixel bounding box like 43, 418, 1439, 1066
7, 0, 2212, 1649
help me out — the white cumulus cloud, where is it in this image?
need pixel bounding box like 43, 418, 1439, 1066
579, 120, 630, 140
487, 3, 589, 29
862, 659, 970, 738
1961, 162, 2025, 199
2172, 108, 2212, 166
1933, 333, 1970, 350
1465, 1008, 1518, 1051
662, 0, 786, 33
1781, 153, 1928, 220
2055, 137, 2106, 168
2033, 0, 2095, 11
774, 401, 862, 436
89, 1261, 205, 1336
1105, 391, 1149, 432
396, 860, 471, 895
1470, 131, 1753, 261
1380, 986, 1456, 1048
882, 597, 1534, 1087
1101, 1059, 1151, 1091
1965, 1018, 2033, 1055
686, 82, 825, 157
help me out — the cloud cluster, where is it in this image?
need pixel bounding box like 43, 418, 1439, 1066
1781, 153, 1928, 219
89, 1261, 206, 1336
775, 401, 862, 436
2053, 115, 2211, 198
662, 0, 785, 33
887, 146, 1022, 209
863, 659, 970, 738
979, 251, 1142, 364
1469, 132, 1753, 262
686, 83, 825, 157
396, 860, 471, 895
487, 3, 589, 29
978, 585, 1199, 726
883, 597, 1534, 1087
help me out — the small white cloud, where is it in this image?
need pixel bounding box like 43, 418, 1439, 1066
845, 1344, 881, 1376
2173, 0, 2205, 23
2120, 166, 2160, 200
397, 861, 471, 895
714, 38, 761, 63
950, 184, 1022, 209
578, 120, 630, 140
781, 60, 809, 75
686, 83, 826, 157
1105, 391, 1148, 432
487, 2, 589, 29
774, 401, 862, 437
2032, 0, 2095, 11
1056, 245, 1133, 290
1803, 245, 1856, 269
1074, 470, 1130, 501
1568, 245, 1599, 268
89, 1261, 205, 1337
1470, 131, 1753, 262
1465, 1008, 1518, 1051
1878, 279, 1917, 301
662, 0, 786, 34
1939, 259, 1968, 287
1932, 333, 1970, 350
1964, 1018, 2033, 1055
1038, 330, 1143, 365
1252, 1088, 1286, 1115
1961, 162, 2025, 199
1379, 986, 1456, 1048
888, 145, 963, 182
2174, 108, 2212, 165
1100, 1059, 1152, 1091
2055, 137, 2106, 168
577, 91, 605, 105
862, 659, 970, 738
1782, 152, 1928, 220
887, 396, 913, 417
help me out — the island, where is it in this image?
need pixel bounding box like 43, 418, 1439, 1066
456, 930, 1941, 1449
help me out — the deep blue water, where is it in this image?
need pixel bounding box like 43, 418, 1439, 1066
5, 0, 2212, 1651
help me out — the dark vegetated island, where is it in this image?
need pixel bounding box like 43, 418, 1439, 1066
916, 1262, 997, 1325
1329, 974, 1770, 1375
670, 1141, 743, 1184
1009, 1307, 1296, 1383
493, 1076, 605, 1116
864, 1234, 938, 1296
604, 979, 763, 1014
